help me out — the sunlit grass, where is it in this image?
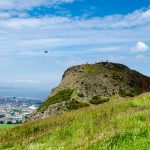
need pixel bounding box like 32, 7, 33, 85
0, 124, 17, 129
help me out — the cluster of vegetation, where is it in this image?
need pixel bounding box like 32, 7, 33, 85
0, 114, 5, 118
6, 120, 22, 124
37, 89, 74, 112
118, 88, 134, 97
118, 87, 143, 97
78, 93, 84, 97
65, 100, 89, 110
0, 93, 149, 149
89, 96, 109, 105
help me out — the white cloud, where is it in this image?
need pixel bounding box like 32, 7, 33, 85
130, 41, 149, 52
0, 0, 74, 11
0, 9, 150, 58
1, 8, 150, 30
107, 55, 150, 64
55, 58, 85, 67
0, 11, 28, 19
15, 80, 40, 84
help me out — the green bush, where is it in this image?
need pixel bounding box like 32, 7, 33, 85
0, 114, 5, 118
66, 101, 89, 110
7, 121, 12, 124
89, 96, 109, 105
119, 88, 134, 97
38, 89, 74, 112
78, 93, 84, 97
15, 120, 22, 124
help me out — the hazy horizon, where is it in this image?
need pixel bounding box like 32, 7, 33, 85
0, 87, 50, 98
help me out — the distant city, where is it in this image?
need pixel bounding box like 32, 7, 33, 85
0, 96, 44, 124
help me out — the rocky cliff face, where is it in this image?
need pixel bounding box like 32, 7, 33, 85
31, 62, 150, 120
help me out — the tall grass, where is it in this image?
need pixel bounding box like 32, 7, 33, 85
0, 124, 17, 130
0, 93, 149, 150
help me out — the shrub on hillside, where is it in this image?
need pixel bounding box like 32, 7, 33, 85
66, 101, 89, 110
78, 93, 84, 97
89, 96, 109, 105
38, 89, 74, 111
119, 89, 134, 97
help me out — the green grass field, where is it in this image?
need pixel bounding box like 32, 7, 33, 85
0, 93, 150, 150
0, 124, 17, 130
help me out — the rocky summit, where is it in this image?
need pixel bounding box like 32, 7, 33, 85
31, 62, 150, 120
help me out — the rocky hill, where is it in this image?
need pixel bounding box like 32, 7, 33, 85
31, 62, 150, 120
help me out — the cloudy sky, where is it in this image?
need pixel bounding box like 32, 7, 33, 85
0, 0, 150, 97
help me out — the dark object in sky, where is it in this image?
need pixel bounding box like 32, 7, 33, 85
44, 51, 48, 53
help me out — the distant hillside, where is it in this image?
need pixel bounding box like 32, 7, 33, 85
0, 93, 150, 150
31, 62, 150, 120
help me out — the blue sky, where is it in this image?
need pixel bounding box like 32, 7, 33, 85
0, 0, 150, 97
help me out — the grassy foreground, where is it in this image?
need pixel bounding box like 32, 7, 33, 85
0, 93, 150, 150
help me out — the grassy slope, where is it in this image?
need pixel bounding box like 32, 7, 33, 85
0, 124, 17, 130
0, 93, 150, 150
